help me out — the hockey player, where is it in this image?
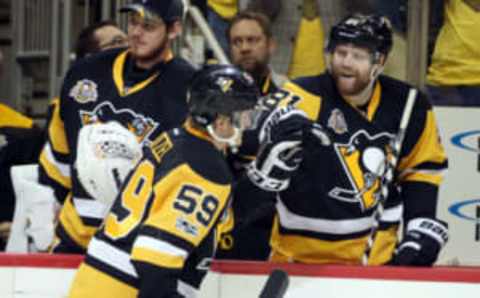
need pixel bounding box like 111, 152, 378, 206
68, 64, 260, 298
245, 14, 449, 266
39, 0, 195, 253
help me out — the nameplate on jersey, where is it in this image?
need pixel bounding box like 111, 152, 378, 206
151, 133, 173, 163
69, 79, 98, 103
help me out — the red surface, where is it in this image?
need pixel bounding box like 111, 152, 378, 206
0, 253, 479, 283
0, 253, 84, 268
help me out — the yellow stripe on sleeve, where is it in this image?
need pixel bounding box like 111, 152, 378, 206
281, 82, 322, 121
48, 98, 70, 154
398, 110, 447, 185
131, 247, 185, 269
39, 148, 72, 188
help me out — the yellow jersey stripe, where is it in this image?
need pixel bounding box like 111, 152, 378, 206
39, 147, 71, 188
282, 81, 322, 121
0, 103, 33, 128
270, 217, 398, 265
131, 247, 184, 269
48, 98, 69, 154
398, 110, 447, 172
68, 263, 138, 298
59, 196, 97, 248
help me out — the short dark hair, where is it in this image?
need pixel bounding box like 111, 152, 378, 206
74, 20, 119, 59
227, 11, 273, 42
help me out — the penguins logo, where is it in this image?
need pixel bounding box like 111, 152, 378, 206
329, 130, 394, 211
79, 101, 159, 144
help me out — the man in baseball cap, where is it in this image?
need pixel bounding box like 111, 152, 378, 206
120, 0, 184, 24
46, 0, 195, 259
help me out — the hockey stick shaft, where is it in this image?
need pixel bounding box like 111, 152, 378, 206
361, 88, 417, 266
259, 269, 290, 298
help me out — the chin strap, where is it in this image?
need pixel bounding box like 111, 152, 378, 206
207, 125, 241, 153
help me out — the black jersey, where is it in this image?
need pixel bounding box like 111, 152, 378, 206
39, 48, 195, 252
68, 124, 233, 298
268, 73, 448, 265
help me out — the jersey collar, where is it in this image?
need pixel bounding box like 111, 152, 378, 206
184, 120, 214, 143
112, 49, 174, 97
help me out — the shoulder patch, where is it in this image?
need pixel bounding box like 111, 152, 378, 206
150, 133, 173, 163
69, 79, 98, 103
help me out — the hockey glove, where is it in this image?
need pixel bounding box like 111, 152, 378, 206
389, 217, 449, 266
258, 105, 309, 144
247, 106, 310, 192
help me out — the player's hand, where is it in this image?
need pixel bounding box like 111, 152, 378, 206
258, 105, 310, 144
247, 139, 303, 192
247, 106, 311, 192
389, 218, 448, 266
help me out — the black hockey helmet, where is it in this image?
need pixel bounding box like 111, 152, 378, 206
327, 14, 393, 58
188, 64, 260, 129
120, 0, 184, 23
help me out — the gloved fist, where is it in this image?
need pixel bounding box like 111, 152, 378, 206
247, 105, 310, 192
247, 140, 303, 191
389, 217, 449, 266
258, 105, 311, 144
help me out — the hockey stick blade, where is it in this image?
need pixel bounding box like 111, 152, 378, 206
259, 269, 289, 298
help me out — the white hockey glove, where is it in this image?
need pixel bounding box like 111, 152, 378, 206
7, 164, 57, 253
246, 106, 311, 192
390, 217, 449, 266
76, 122, 142, 208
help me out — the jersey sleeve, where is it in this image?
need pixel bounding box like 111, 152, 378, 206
279, 80, 322, 121
131, 164, 232, 270
396, 92, 448, 220
38, 97, 72, 204
0, 104, 34, 128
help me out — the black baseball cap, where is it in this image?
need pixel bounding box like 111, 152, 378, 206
120, 0, 184, 23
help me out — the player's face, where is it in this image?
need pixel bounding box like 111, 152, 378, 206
95, 25, 128, 51
214, 115, 236, 139
330, 44, 376, 97
127, 13, 172, 68
229, 20, 274, 76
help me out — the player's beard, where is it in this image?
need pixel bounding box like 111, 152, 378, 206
130, 35, 169, 68
238, 55, 270, 83
331, 66, 371, 97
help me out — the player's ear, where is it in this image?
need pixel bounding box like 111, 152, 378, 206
268, 37, 277, 56
167, 20, 182, 40
378, 53, 387, 66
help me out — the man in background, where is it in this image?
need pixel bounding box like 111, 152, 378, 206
74, 20, 128, 60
